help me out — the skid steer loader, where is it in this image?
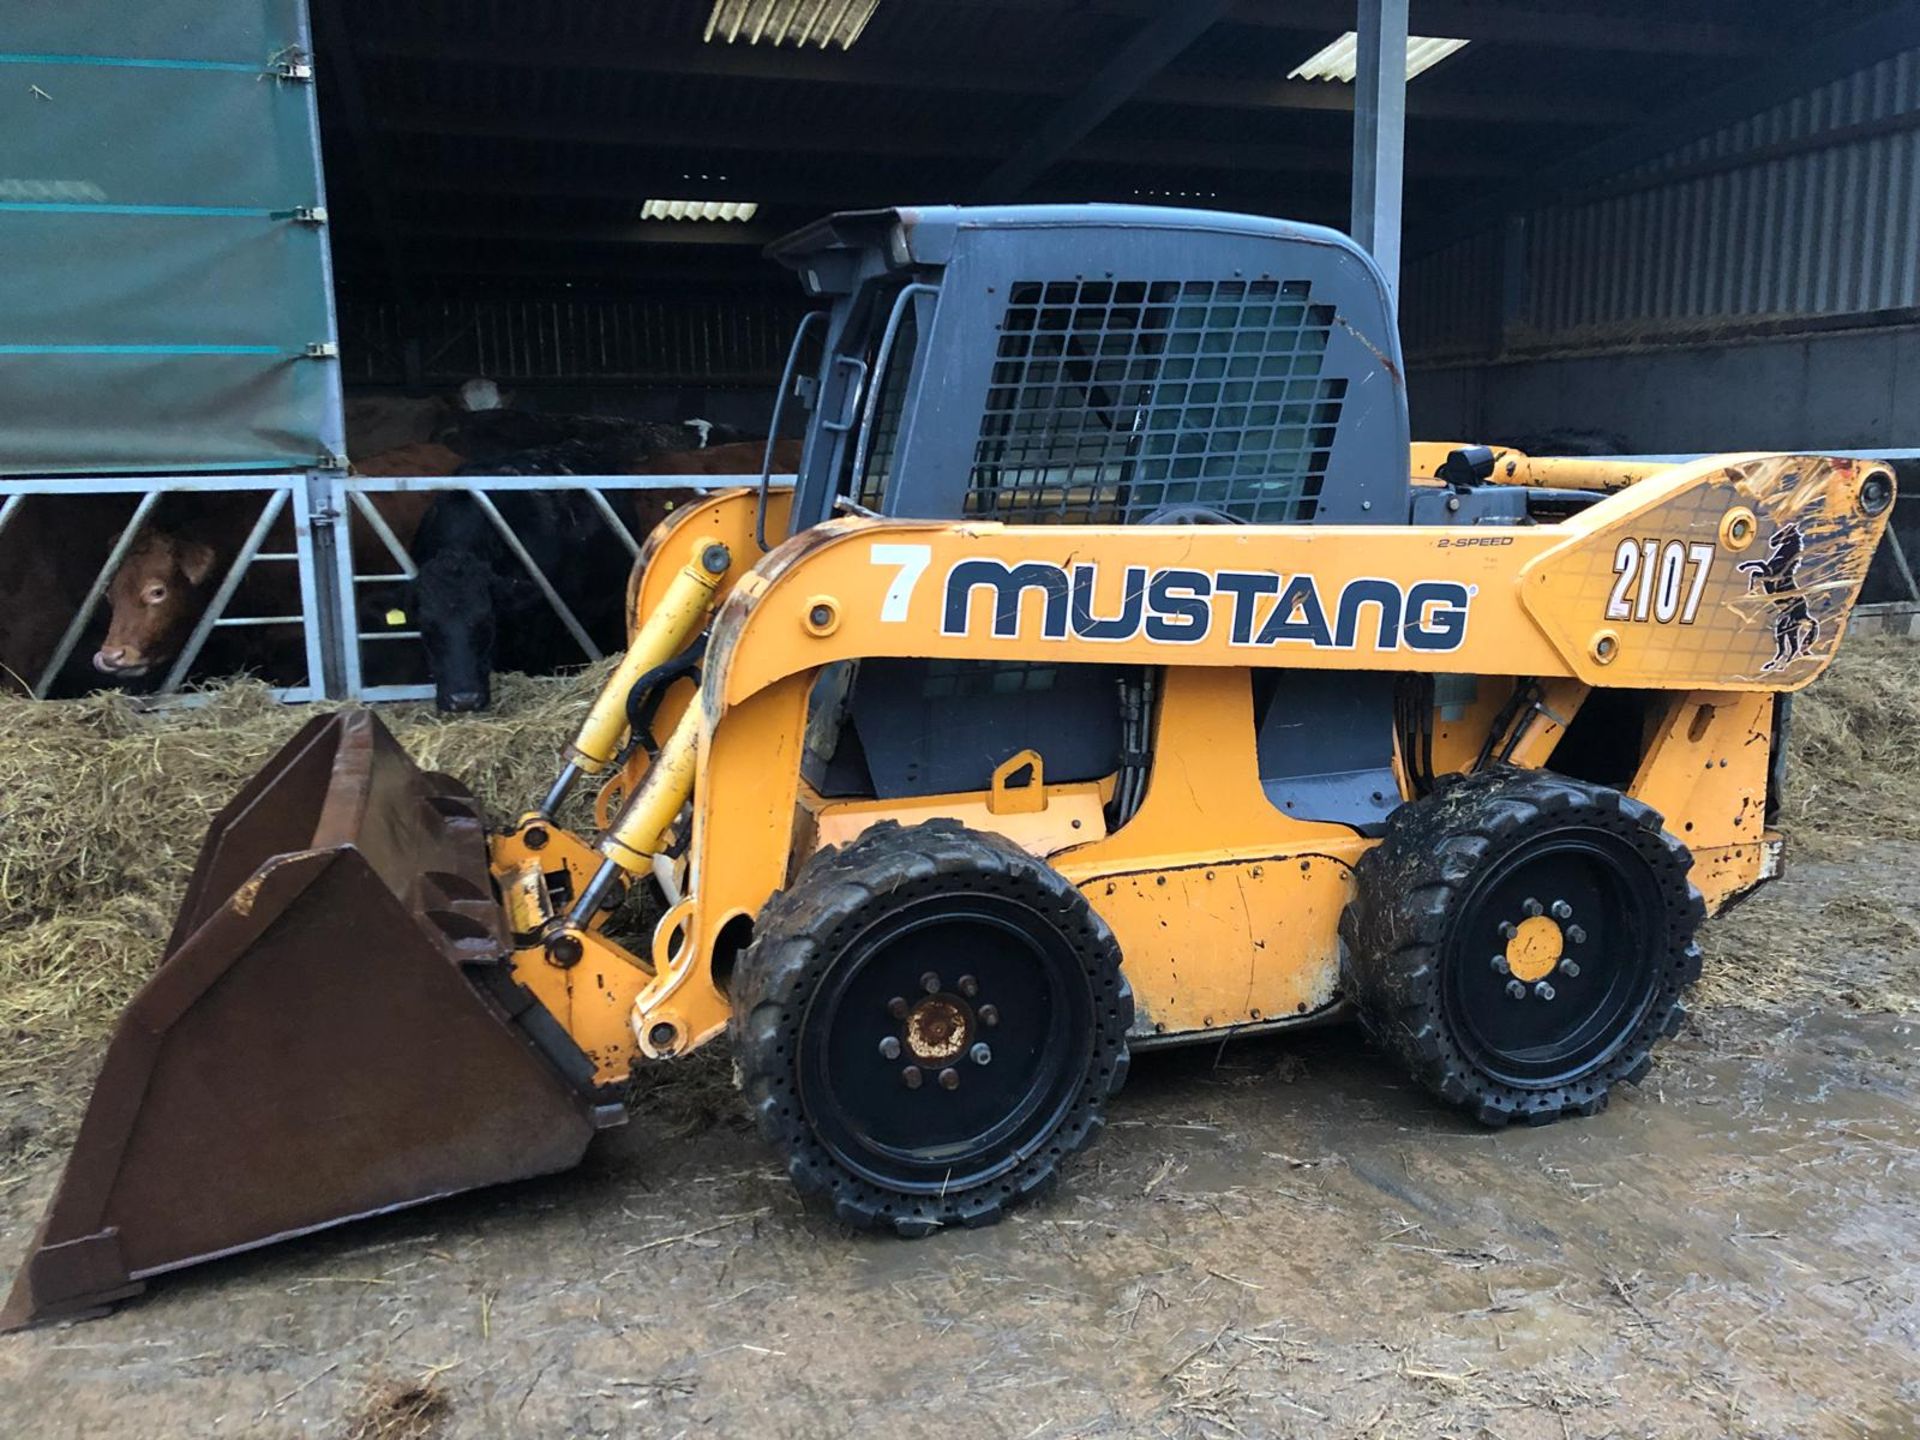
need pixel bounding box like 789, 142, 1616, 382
6, 206, 1896, 1328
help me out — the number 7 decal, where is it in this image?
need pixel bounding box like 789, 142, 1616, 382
870, 543, 932, 623
1680, 542, 1715, 624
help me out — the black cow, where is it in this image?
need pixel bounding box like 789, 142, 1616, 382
409, 486, 630, 712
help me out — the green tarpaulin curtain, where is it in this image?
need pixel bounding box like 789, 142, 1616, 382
0, 0, 342, 474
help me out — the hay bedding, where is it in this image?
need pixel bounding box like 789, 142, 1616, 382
0, 643, 1915, 1124
0, 666, 608, 1114
1699, 634, 1920, 1013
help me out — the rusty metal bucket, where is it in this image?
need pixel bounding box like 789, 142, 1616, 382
3, 711, 613, 1330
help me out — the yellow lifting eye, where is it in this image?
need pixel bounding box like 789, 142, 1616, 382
1720, 507, 1758, 551
1505, 915, 1564, 982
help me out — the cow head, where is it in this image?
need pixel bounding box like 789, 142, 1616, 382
412, 549, 529, 712
94, 531, 218, 677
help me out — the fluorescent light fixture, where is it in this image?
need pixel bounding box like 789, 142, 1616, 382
705, 0, 885, 49
1288, 32, 1470, 83
641, 199, 761, 222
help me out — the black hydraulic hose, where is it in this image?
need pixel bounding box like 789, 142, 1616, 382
622, 633, 709, 759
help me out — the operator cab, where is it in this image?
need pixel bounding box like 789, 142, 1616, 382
760, 205, 1412, 831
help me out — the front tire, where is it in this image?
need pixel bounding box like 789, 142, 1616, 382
1341, 768, 1704, 1126
730, 820, 1132, 1234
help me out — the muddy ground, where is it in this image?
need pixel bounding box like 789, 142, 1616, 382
1, 832, 1916, 1440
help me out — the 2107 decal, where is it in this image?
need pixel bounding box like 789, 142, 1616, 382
1605, 537, 1716, 625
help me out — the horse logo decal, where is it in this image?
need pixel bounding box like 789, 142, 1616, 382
1738, 522, 1820, 672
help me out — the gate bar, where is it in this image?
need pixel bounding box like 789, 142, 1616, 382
581, 486, 642, 558
159, 490, 289, 693
34, 490, 163, 698
331, 472, 789, 701
347, 489, 417, 577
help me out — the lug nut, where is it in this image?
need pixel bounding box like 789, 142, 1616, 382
1523, 898, 1544, 918
920, 971, 942, 995
1559, 959, 1581, 978
1534, 981, 1556, 1001
879, 1036, 901, 1060
1498, 920, 1518, 939
888, 995, 909, 1019
958, 974, 979, 998
938, 1067, 960, 1090
970, 1043, 992, 1066
1566, 924, 1587, 945
978, 1004, 999, 1027
901, 1066, 922, 1089
1550, 899, 1573, 920
1490, 954, 1511, 976
1506, 979, 1528, 1000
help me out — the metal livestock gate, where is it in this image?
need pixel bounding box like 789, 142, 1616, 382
0, 2, 796, 705
0, 471, 784, 703
329, 471, 779, 703
0, 474, 330, 701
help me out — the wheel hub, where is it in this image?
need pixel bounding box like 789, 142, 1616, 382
1504, 914, 1565, 982
904, 995, 973, 1063
1447, 833, 1665, 1088
797, 891, 1102, 1196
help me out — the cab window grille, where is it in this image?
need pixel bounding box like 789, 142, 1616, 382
970, 278, 1344, 524
857, 300, 918, 510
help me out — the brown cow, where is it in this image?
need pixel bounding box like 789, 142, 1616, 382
351, 441, 465, 478
632, 437, 801, 476
615, 438, 802, 543
93, 492, 434, 684
91, 527, 222, 678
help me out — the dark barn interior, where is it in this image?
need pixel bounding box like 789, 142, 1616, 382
309, 0, 1903, 428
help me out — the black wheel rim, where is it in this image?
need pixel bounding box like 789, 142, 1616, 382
1442, 828, 1664, 1088
797, 892, 1094, 1195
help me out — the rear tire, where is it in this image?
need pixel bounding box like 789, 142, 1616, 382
730, 819, 1132, 1234
1340, 767, 1704, 1126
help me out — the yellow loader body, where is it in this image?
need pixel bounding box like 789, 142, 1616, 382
504, 452, 1889, 1082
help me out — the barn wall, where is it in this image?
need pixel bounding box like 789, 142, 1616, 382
1405, 44, 1920, 454
336, 292, 807, 389
333, 290, 802, 441
1411, 323, 1920, 452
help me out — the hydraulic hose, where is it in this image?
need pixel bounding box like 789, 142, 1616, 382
537, 537, 729, 816
563, 699, 703, 930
